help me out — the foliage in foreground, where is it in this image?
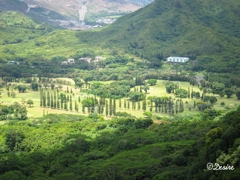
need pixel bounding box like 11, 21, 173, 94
0, 106, 240, 179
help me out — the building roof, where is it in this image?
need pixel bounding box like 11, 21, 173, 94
167, 57, 189, 59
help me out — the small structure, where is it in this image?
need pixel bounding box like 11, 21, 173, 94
8, 61, 19, 65
95, 56, 103, 61
79, 57, 92, 63
166, 57, 189, 63
61, 61, 68, 65
61, 59, 75, 65
67, 58, 75, 64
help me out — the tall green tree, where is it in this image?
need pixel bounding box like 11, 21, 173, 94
236, 89, 240, 100
75, 101, 78, 112
119, 99, 122, 109
113, 98, 116, 116
138, 101, 141, 110
70, 96, 73, 111
142, 99, 146, 111
64, 102, 68, 111
109, 98, 113, 116
50, 94, 53, 108
224, 88, 234, 98
47, 91, 50, 108
57, 99, 60, 109
82, 104, 85, 113
105, 100, 108, 116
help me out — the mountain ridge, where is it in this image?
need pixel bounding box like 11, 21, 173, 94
86, 0, 240, 71
1, 0, 240, 73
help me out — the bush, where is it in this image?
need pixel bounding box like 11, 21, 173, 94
96, 123, 107, 131
175, 89, 188, 98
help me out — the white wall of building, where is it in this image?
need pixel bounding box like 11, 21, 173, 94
166, 57, 189, 63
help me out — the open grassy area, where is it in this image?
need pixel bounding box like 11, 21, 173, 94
1, 78, 240, 121
131, 80, 240, 117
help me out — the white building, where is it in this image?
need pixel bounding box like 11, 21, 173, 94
95, 56, 103, 61
61, 59, 75, 65
8, 61, 19, 65
67, 59, 75, 64
166, 57, 189, 63
79, 57, 92, 63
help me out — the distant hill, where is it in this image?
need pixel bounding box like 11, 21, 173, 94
84, 0, 240, 72
1, 0, 240, 73
0, 11, 39, 28
22, 0, 154, 16
0, 0, 154, 27
0, 11, 55, 63
0, 0, 27, 13
0, 0, 69, 28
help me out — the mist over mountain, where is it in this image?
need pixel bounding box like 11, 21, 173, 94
0, 0, 69, 27
22, 0, 153, 18
0, 0, 154, 28
0, 0, 28, 12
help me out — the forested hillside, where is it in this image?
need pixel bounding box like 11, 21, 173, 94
84, 0, 240, 72
0, 1, 240, 179
1, 0, 240, 73
0, 107, 240, 179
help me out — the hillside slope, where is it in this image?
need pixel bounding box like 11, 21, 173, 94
0, 0, 27, 13
22, 0, 153, 19
84, 0, 240, 72
0, 11, 55, 63
1, 0, 240, 73
0, 106, 240, 179
0, 0, 69, 27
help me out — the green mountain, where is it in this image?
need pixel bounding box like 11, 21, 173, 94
1, 0, 240, 72
0, 0, 69, 27
0, 11, 40, 28
83, 0, 240, 72
0, 11, 56, 63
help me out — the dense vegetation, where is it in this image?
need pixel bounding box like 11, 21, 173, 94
0, 107, 240, 179
93, 0, 240, 72
0, 0, 240, 179
1, 0, 240, 73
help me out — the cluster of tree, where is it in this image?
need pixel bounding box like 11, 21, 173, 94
89, 82, 131, 99
105, 55, 132, 65
147, 96, 185, 115
81, 97, 117, 117
0, 102, 27, 120
161, 73, 191, 82
17, 85, 27, 93
40, 90, 79, 112
164, 81, 179, 93
147, 79, 157, 86
0, 106, 240, 179
174, 89, 188, 98
200, 80, 240, 100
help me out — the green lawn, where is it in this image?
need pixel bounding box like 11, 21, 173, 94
1, 79, 239, 121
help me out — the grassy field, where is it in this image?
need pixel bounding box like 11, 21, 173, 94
0, 83, 87, 118
1, 79, 239, 121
